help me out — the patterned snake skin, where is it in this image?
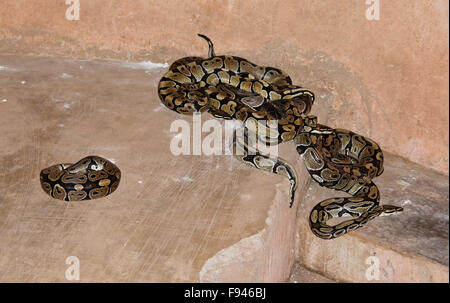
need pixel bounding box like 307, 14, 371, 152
40, 156, 121, 201
158, 34, 403, 239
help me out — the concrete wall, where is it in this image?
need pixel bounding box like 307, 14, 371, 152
1, 0, 448, 174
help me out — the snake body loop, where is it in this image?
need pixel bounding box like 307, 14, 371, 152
40, 156, 121, 201
295, 119, 402, 238
158, 34, 403, 239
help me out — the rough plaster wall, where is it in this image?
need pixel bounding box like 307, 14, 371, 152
0, 0, 448, 174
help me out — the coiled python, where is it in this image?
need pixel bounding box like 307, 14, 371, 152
158, 34, 403, 239
40, 156, 121, 201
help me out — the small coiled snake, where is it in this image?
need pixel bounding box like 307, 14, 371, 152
158, 34, 403, 239
40, 156, 121, 201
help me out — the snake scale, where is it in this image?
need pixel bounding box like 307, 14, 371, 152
40, 156, 121, 201
160, 34, 403, 239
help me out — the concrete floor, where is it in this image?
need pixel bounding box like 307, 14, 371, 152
0, 55, 315, 282
289, 262, 335, 283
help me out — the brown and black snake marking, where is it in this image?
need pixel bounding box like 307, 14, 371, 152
295, 117, 403, 239
40, 156, 121, 201
158, 34, 403, 239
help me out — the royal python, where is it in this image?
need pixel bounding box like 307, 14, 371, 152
40, 156, 121, 201
158, 34, 403, 239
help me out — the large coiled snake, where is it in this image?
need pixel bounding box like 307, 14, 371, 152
40, 156, 121, 201
158, 34, 403, 239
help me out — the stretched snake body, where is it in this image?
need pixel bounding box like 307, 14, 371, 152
158, 34, 403, 239
40, 156, 121, 201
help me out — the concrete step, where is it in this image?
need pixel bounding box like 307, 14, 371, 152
0, 54, 328, 282
296, 153, 449, 282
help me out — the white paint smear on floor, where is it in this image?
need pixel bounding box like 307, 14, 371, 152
60, 73, 74, 78
0, 65, 17, 71
119, 61, 169, 70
